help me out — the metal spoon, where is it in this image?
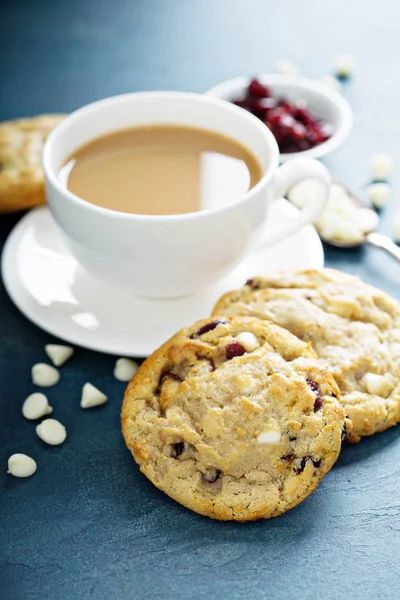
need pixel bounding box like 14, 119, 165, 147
318, 178, 400, 262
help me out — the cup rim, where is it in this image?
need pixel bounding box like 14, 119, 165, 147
43, 91, 279, 222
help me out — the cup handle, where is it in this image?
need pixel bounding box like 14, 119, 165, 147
256, 157, 330, 249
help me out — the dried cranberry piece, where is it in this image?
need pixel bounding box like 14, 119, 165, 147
292, 106, 315, 126
306, 378, 323, 411
277, 99, 292, 112
233, 100, 250, 111
157, 371, 182, 393
202, 469, 221, 484
245, 278, 260, 290
281, 454, 294, 462
341, 418, 350, 442
249, 97, 277, 120
191, 319, 226, 338
171, 442, 184, 458
291, 122, 307, 141
248, 78, 270, 99
295, 456, 321, 473
266, 106, 288, 126
225, 342, 246, 360
208, 358, 215, 372
295, 456, 310, 474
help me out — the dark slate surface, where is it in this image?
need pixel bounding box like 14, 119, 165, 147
0, 1, 399, 599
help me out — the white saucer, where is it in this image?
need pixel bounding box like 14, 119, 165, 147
2, 199, 323, 357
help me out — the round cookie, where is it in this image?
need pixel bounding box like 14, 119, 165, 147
0, 114, 65, 213
213, 268, 400, 442
122, 316, 349, 521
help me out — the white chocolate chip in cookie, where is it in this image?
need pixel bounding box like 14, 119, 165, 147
237, 374, 257, 394
114, 358, 139, 382
257, 429, 282, 444
81, 382, 108, 409
7, 454, 37, 478
22, 392, 53, 420
32, 363, 60, 387
36, 418, 67, 445
45, 344, 74, 367
235, 332, 259, 352
364, 373, 389, 397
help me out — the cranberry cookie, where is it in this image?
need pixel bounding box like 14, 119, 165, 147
213, 269, 400, 442
0, 114, 65, 213
122, 316, 349, 521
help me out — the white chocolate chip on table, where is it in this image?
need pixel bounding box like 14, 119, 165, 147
45, 344, 74, 367
22, 392, 53, 420
32, 363, 60, 387
81, 382, 108, 409
257, 429, 282, 444
114, 358, 139, 382
36, 418, 67, 446
363, 373, 390, 397
333, 53, 358, 78
370, 153, 393, 181
7, 454, 37, 478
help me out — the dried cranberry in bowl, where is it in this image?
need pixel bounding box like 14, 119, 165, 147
232, 78, 333, 154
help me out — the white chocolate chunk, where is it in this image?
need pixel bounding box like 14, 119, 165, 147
317, 211, 364, 244
22, 393, 53, 420
32, 363, 60, 387
364, 373, 388, 396
329, 183, 350, 200
367, 182, 390, 209
334, 53, 358, 77
36, 419, 67, 445
237, 374, 256, 395
276, 59, 300, 76
319, 75, 341, 92
114, 358, 139, 382
257, 430, 282, 444
287, 178, 325, 209
45, 344, 74, 367
235, 332, 259, 352
370, 153, 393, 181
7, 454, 37, 478
356, 207, 379, 234
394, 210, 400, 242
81, 382, 108, 409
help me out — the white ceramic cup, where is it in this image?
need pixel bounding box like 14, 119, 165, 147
43, 91, 330, 298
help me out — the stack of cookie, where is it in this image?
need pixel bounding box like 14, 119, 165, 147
121, 269, 400, 521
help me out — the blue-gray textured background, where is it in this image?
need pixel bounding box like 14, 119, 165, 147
0, 1, 399, 599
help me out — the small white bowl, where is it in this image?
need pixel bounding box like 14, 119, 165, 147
206, 74, 353, 162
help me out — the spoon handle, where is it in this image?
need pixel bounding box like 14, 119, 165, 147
366, 232, 400, 262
